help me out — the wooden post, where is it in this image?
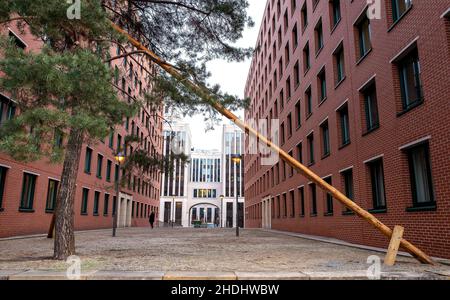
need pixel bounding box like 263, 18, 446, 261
384, 226, 405, 266
110, 22, 435, 265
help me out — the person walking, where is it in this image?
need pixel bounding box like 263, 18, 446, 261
149, 211, 155, 229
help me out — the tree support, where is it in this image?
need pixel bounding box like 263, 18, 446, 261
110, 22, 435, 265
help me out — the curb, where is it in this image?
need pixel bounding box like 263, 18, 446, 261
1, 270, 447, 280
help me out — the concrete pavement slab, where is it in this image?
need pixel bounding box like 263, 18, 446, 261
235, 271, 309, 280
88, 271, 164, 280
163, 271, 237, 280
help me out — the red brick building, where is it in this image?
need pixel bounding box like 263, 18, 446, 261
0, 16, 163, 237
244, 0, 450, 258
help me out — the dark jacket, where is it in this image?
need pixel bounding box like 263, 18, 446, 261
149, 212, 155, 223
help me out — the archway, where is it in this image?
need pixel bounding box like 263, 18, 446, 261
188, 203, 220, 228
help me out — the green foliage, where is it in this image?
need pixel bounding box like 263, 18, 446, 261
0, 39, 137, 162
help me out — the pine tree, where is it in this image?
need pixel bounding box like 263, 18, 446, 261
0, 0, 253, 260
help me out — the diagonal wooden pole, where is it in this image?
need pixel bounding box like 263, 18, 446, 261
110, 22, 434, 265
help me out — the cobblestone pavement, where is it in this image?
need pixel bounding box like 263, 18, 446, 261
0, 228, 449, 275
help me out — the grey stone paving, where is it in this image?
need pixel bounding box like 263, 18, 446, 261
0, 227, 449, 279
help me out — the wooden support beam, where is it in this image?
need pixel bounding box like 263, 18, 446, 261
384, 226, 405, 266
110, 22, 435, 265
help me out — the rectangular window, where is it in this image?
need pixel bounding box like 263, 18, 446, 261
306, 86, 313, 116
283, 193, 287, 217
290, 190, 295, 217
81, 188, 89, 215
398, 49, 423, 111
301, 2, 308, 31
368, 159, 386, 210
303, 43, 311, 72
338, 104, 351, 146
106, 160, 112, 182
331, 0, 341, 27
286, 76, 291, 100
356, 14, 372, 59
96, 154, 103, 179
297, 142, 303, 164
342, 168, 354, 213
45, 179, 59, 212
315, 20, 324, 53
103, 194, 109, 216
334, 45, 345, 84
310, 183, 317, 216
392, 0, 412, 22
287, 113, 293, 137
292, 23, 298, 49
324, 176, 334, 215
84, 148, 93, 174
108, 131, 114, 148
406, 142, 435, 207
20, 173, 37, 211
298, 187, 305, 216
307, 132, 315, 165
0, 166, 7, 209
285, 42, 290, 65
294, 61, 300, 87
93, 191, 100, 216
112, 196, 117, 216
362, 82, 380, 133
318, 68, 327, 102
280, 122, 285, 145
295, 100, 301, 128
321, 120, 330, 157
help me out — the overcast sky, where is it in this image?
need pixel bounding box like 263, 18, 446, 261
183, 0, 266, 151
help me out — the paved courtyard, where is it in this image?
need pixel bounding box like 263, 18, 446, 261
0, 228, 449, 278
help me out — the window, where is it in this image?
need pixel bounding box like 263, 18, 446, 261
298, 187, 305, 216
361, 82, 380, 133
324, 177, 333, 215
117, 134, 122, 152
81, 188, 89, 215
285, 42, 290, 65
115, 164, 119, 183
318, 68, 327, 102
0, 95, 16, 125
96, 154, 103, 179
406, 142, 435, 207
84, 148, 93, 174
0, 166, 8, 210
280, 122, 285, 145
283, 193, 287, 217
287, 113, 293, 137
292, 23, 298, 49
294, 61, 300, 87
286, 76, 291, 100
303, 43, 311, 72
9, 31, 26, 49
93, 191, 100, 216
392, 0, 412, 22
290, 190, 295, 217
315, 20, 324, 53
305, 86, 313, 116
301, 2, 308, 31
45, 179, 59, 212
397, 49, 423, 111
342, 168, 354, 213
20, 173, 37, 211
104, 194, 109, 216
310, 183, 317, 216
108, 131, 114, 148
368, 159, 386, 210
330, 0, 341, 28
334, 44, 345, 84
307, 132, 315, 165
356, 14, 372, 59
320, 120, 330, 157
112, 196, 117, 216
296, 142, 303, 164
338, 104, 351, 146
295, 100, 301, 128
106, 160, 112, 182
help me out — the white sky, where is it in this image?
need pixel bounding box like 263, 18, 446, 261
183, 0, 266, 151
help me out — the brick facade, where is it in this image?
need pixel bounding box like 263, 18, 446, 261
244, 0, 450, 258
0, 17, 163, 237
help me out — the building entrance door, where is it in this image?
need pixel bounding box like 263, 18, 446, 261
164, 202, 171, 224
175, 202, 182, 225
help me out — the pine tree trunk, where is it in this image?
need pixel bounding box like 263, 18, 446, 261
53, 128, 84, 260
